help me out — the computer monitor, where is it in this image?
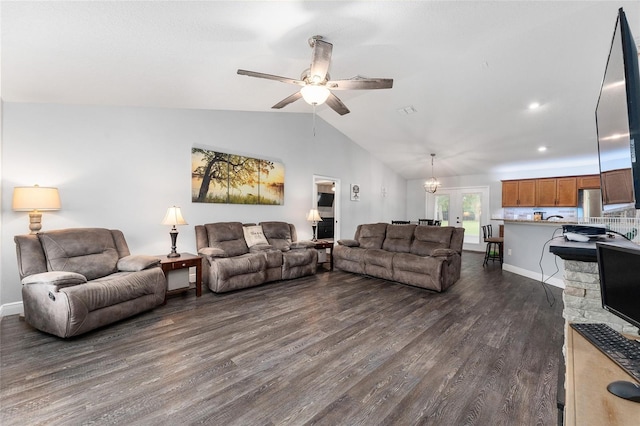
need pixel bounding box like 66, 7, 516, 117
595, 242, 640, 401
596, 242, 640, 331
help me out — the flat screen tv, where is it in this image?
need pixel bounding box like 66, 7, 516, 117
317, 192, 334, 207
596, 8, 640, 212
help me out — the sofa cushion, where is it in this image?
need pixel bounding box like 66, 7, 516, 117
357, 223, 387, 249
363, 248, 394, 281
260, 221, 294, 252
204, 222, 249, 257
243, 225, 269, 247
410, 226, 454, 256
38, 228, 120, 281
382, 224, 416, 253
65, 269, 164, 312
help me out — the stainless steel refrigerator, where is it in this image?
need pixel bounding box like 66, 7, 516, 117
578, 189, 602, 218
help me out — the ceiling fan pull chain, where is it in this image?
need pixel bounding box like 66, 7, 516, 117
313, 104, 317, 137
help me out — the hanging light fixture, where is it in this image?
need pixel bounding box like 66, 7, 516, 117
424, 153, 440, 193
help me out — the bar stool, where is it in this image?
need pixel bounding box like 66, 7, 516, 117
482, 224, 503, 266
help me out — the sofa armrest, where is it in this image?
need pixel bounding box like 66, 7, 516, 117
290, 241, 315, 249
117, 255, 160, 272
22, 271, 87, 290
431, 248, 457, 257
198, 247, 228, 259
337, 239, 360, 247
249, 244, 275, 253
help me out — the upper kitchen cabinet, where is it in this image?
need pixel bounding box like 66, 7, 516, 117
536, 177, 577, 207
577, 175, 601, 189
601, 169, 634, 205
502, 179, 537, 207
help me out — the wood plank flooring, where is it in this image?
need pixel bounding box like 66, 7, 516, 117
0, 251, 564, 425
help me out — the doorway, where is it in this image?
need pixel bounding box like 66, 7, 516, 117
426, 186, 489, 252
312, 175, 341, 242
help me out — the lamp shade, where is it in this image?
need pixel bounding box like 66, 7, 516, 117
161, 206, 188, 226
306, 209, 322, 222
12, 185, 61, 211
301, 85, 331, 105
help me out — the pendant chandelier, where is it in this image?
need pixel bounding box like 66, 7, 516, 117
424, 153, 440, 194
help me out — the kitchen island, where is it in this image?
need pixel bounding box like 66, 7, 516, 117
501, 219, 571, 287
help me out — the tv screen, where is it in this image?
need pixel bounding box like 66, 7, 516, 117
596, 8, 640, 212
596, 242, 640, 330
317, 192, 334, 207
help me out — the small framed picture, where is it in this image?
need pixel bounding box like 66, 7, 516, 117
350, 184, 360, 201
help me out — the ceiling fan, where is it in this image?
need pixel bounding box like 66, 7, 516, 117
237, 35, 393, 115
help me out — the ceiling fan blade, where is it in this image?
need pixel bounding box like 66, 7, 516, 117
325, 92, 350, 115
272, 91, 303, 109
326, 78, 394, 90
309, 39, 333, 83
237, 69, 305, 86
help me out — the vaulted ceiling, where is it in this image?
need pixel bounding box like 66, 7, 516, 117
2, 1, 639, 180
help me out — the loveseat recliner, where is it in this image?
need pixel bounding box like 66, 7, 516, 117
334, 223, 464, 292
14, 228, 166, 338
195, 221, 318, 293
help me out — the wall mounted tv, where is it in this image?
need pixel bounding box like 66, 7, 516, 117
596, 7, 640, 212
317, 192, 334, 207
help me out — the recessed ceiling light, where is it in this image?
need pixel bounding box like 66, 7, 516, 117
538, 146, 547, 152
529, 102, 541, 110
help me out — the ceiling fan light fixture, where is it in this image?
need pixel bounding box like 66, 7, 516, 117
301, 85, 330, 105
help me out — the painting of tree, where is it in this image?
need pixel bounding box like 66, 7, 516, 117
191, 147, 285, 205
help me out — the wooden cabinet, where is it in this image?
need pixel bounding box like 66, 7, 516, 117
502, 175, 602, 207
502, 179, 536, 207
601, 169, 634, 205
577, 174, 601, 189
536, 177, 577, 207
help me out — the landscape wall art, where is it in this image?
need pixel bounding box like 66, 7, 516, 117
191, 147, 285, 205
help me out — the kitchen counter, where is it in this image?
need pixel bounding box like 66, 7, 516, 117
502, 220, 566, 287
503, 219, 576, 226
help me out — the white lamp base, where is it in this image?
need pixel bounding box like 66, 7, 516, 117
28, 210, 43, 234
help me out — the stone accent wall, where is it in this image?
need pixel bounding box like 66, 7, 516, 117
563, 260, 639, 335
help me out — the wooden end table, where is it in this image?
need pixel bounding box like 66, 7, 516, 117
157, 252, 202, 303
314, 240, 334, 271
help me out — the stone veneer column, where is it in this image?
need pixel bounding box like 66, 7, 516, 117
563, 259, 639, 335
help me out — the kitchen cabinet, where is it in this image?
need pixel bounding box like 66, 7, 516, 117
601, 168, 634, 205
536, 177, 577, 207
577, 174, 601, 189
502, 179, 536, 207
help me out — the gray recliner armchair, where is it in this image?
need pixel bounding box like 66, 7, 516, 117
15, 228, 166, 338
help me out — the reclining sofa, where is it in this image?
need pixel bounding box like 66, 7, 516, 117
195, 221, 317, 293
334, 223, 464, 292
15, 228, 166, 338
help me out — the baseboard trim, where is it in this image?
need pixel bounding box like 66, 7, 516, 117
502, 263, 565, 289
0, 301, 24, 318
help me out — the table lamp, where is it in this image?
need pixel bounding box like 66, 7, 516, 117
12, 185, 61, 234
306, 208, 322, 241
161, 206, 188, 258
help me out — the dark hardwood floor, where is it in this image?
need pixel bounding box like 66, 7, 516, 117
0, 251, 564, 425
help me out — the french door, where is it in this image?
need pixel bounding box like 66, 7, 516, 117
426, 187, 489, 252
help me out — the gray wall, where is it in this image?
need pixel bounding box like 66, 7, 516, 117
1, 103, 407, 308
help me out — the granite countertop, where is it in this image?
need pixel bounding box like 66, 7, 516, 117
502, 219, 577, 225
